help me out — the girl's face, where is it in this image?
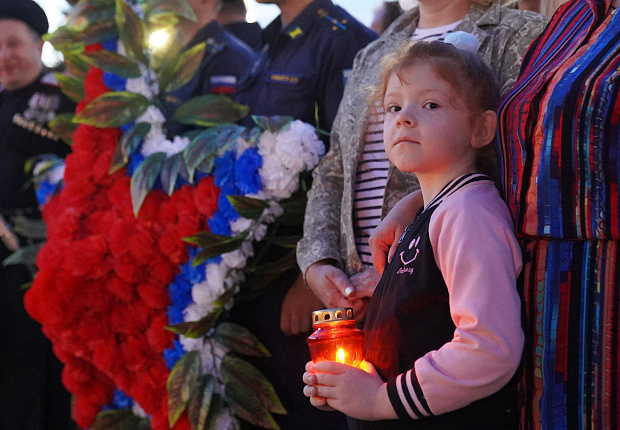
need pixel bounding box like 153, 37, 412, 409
383, 63, 478, 182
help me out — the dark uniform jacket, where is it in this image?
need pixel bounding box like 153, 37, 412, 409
238, 0, 377, 135
0, 71, 74, 430
166, 20, 258, 136
0, 72, 73, 210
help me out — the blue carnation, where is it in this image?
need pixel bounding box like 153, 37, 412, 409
112, 389, 133, 409
167, 275, 193, 325
102, 38, 118, 52
163, 340, 186, 369
126, 152, 145, 176
234, 147, 262, 194
214, 151, 236, 188
217, 185, 240, 222
35, 180, 58, 205
103, 72, 127, 92
208, 211, 231, 236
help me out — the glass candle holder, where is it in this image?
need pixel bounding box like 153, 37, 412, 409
306, 307, 364, 368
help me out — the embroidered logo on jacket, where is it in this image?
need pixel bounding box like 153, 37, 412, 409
397, 236, 420, 275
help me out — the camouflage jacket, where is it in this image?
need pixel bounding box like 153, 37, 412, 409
297, 1, 548, 276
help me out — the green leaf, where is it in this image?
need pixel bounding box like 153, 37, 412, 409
167, 350, 202, 428
182, 124, 243, 180
73, 19, 118, 47
43, 26, 83, 53
63, 1, 117, 47
116, 0, 148, 64
203, 394, 227, 430
83, 50, 142, 78
227, 195, 269, 220
130, 152, 166, 216
49, 113, 78, 145
109, 122, 152, 174
90, 409, 151, 430
225, 383, 279, 430
63, 53, 90, 77
212, 286, 237, 307
165, 307, 223, 338
275, 191, 308, 226
262, 235, 301, 248
182, 131, 217, 183
2, 244, 43, 267
222, 357, 286, 417
160, 152, 183, 196
252, 115, 293, 133
144, 0, 196, 23
248, 250, 297, 276
25, 153, 64, 175
182, 230, 249, 266
187, 375, 215, 430
66, 0, 116, 32
74, 91, 150, 128
173, 94, 249, 127
214, 322, 271, 357
13, 216, 47, 241
54, 74, 85, 103
160, 41, 206, 93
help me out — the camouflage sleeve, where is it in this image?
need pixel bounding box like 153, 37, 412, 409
496, 11, 549, 94
296, 45, 372, 276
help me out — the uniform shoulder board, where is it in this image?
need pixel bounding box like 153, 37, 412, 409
205, 37, 226, 54
316, 7, 349, 33
41, 73, 60, 87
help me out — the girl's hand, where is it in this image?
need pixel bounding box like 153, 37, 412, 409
303, 360, 397, 421
302, 361, 336, 411
369, 190, 423, 273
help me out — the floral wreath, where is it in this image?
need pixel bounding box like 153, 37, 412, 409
23, 1, 324, 429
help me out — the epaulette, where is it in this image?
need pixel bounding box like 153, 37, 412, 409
41, 73, 60, 87
316, 7, 349, 32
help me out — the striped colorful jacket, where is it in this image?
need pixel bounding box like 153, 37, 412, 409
497, 0, 620, 428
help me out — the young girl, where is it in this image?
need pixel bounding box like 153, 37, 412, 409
302, 40, 524, 429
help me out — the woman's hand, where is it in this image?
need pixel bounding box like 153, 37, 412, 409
305, 260, 355, 309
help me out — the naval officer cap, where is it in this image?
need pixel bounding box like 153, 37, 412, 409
0, 0, 49, 37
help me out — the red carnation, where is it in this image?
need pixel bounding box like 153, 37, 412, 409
106, 276, 136, 303
137, 282, 169, 311
128, 226, 156, 261
158, 227, 188, 264
193, 176, 219, 217
146, 314, 174, 353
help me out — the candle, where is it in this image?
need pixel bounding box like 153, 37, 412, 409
307, 308, 365, 368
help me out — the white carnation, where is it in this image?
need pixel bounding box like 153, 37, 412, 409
230, 217, 252, 234
257, 130, 277, 157
131, 402, 148, 418
222, 249, 247, 269
291, 120, 325, 169
274, 130, 305, 172
253, 223, 268, 242
34, 162, 65, 184
141, 134, 189, 158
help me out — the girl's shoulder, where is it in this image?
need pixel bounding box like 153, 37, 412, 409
430, 177, 514, 230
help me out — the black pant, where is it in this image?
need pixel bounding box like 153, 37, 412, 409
231, 269, 349, 430
0, 244, 72, 430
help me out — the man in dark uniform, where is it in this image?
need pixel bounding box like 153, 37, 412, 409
166, 0, 258, 137
231, 1, 376, 428
0, 1, 74, 428
217, 0, 263, 52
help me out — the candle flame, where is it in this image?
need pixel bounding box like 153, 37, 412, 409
336, 347, 345, 364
